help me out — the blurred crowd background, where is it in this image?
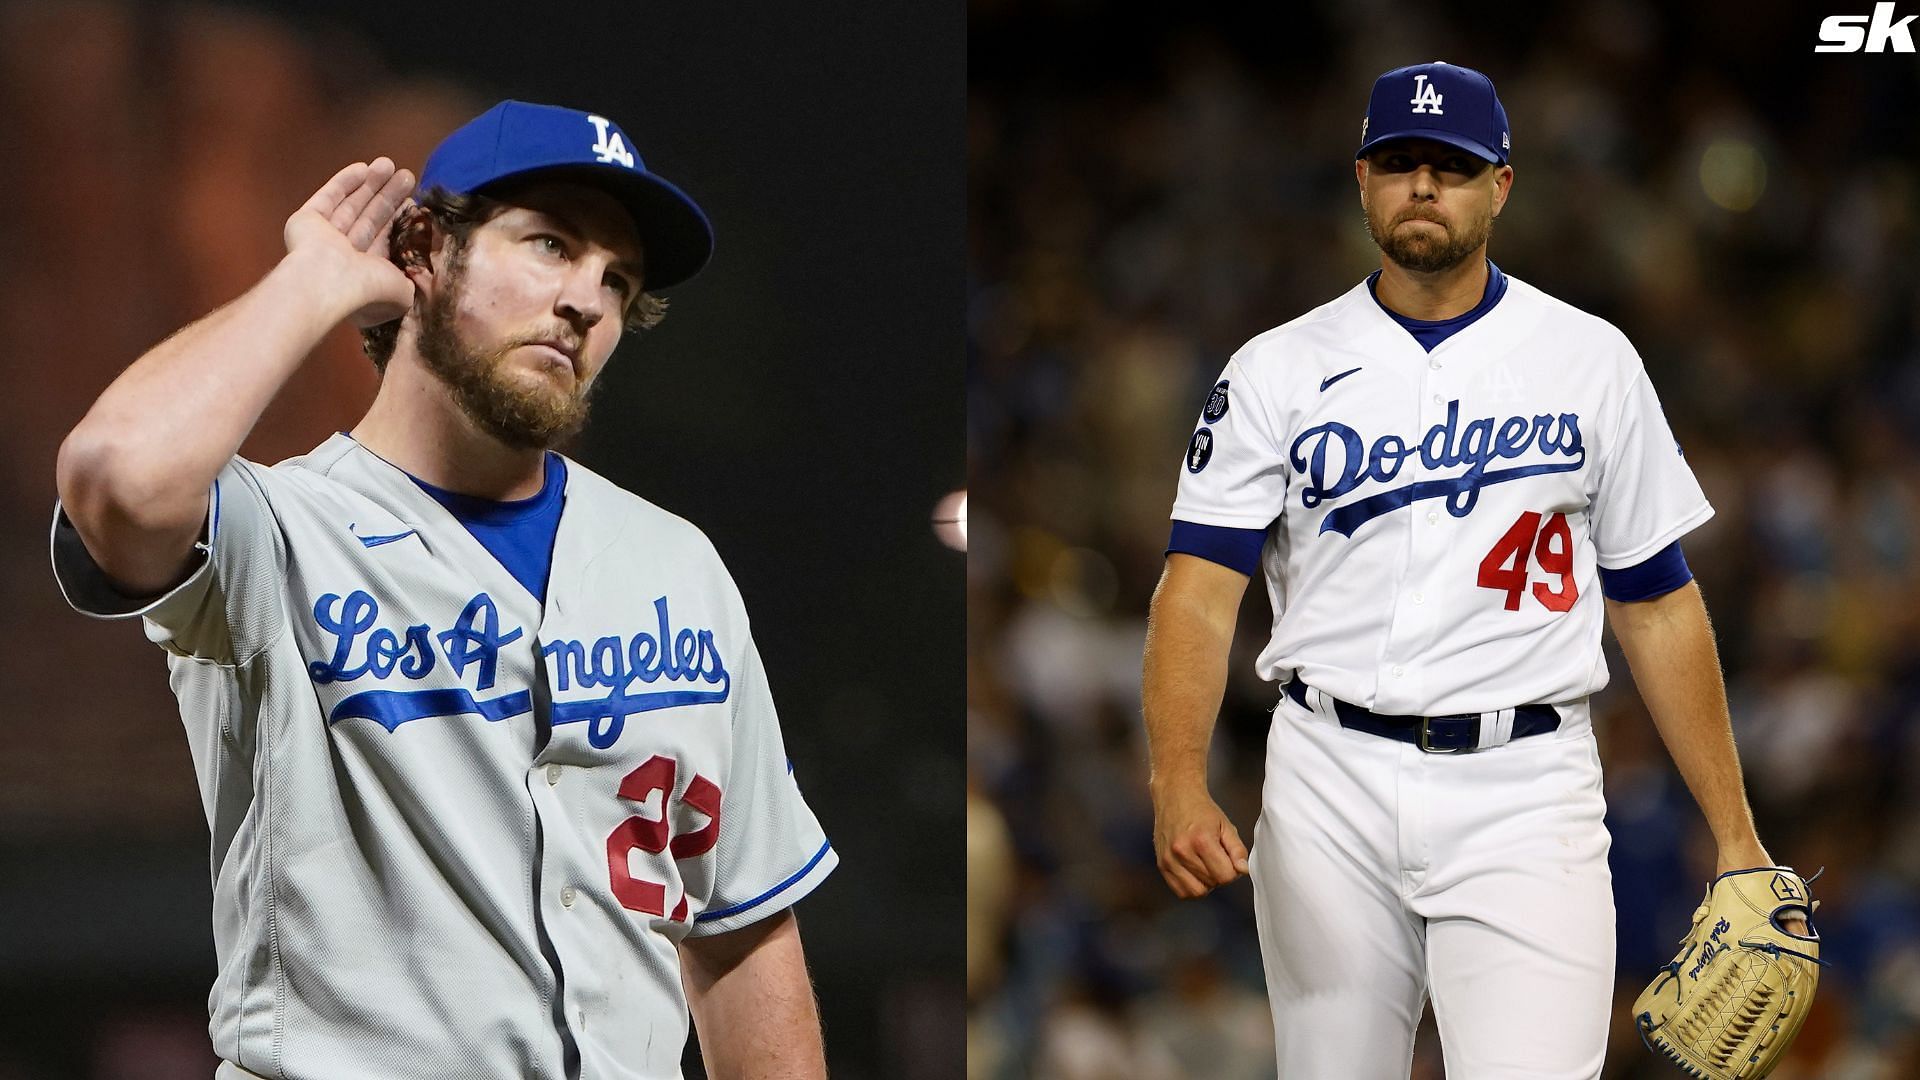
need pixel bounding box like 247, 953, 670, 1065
968, 2, 1920, 1077
0, 1, 962, 1077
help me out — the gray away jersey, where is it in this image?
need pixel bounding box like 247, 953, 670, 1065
51, 434, 836, 1080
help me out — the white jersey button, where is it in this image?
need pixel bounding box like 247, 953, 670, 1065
1413, 592, 1425, 604
1427, 511, 1439, 524
546, 764, 562, 785
1392, 665, 1405, 677
1433, 393, 1443, 404
1429, 359, 1442, 369
561, 886, 576, 908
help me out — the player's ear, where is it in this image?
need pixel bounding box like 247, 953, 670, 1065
1491, 165, 1514, 217
390, 204, 439, 287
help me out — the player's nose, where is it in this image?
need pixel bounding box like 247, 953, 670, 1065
554, 267, 608, 332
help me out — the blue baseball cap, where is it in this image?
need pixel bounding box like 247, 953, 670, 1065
418, 100, 714, 289
1356, 62, 1510, 166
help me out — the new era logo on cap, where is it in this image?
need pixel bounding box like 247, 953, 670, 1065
419, 101, 715, 289
1357, 61, 1511, 166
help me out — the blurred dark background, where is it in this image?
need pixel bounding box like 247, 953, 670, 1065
0, 1, 962, 1077
968, 1, 1920, 1077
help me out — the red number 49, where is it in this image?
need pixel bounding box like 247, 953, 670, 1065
1476, 511, 1579, 612
606, 754, 722, 922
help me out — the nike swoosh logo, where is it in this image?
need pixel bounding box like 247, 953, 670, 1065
350, 524, 417, 548
1320, 367, 1363, 392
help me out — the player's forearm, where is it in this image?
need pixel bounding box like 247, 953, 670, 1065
1142, 568, 1240, 792
1606, 582, 1763, 854
58, 248, 358, 528
680, 910, 826, 1080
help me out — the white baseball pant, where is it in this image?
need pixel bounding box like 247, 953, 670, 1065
1249, 689, 1615, 1079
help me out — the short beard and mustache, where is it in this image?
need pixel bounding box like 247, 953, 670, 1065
415, 247, 601, 451
1365, 201, 1493, 274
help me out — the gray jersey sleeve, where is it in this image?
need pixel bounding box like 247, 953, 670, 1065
686, 631, 837, 937
51, 457, 288, 664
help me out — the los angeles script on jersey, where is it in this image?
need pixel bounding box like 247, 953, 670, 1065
306, 590, 730, 748
1290, 399, 1584, 537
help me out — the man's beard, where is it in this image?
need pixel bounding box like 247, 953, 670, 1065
1365, 203, 1492, 274
416, 256, 600, 451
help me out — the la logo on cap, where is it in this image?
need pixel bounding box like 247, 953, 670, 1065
1410, 73, 1444, 115
588, 115, 635, 168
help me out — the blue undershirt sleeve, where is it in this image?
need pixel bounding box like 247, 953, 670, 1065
1598, 540, 1693, 602
1166, 520, 1268, 577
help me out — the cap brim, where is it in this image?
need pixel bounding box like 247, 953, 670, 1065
479, 163, 715, 290
1356, 130, 1504, 165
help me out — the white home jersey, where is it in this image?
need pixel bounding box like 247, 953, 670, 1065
1172, 274, 1710, 716
51, 434, 836, 1080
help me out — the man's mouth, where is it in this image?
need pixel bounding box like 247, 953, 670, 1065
523, 339, 582, 376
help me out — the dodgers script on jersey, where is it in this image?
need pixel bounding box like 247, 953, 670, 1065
1172, 273, 1711, 717
50, 434, 835, 1080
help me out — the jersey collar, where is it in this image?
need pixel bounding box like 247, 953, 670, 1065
1365, 259, 1508, 353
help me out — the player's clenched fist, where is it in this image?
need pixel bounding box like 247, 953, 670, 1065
282, 157, 417, 329
1151, 785, 1249, 898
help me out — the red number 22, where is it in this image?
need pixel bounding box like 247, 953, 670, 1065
1476, 511, 1579, 612
606, 755, 722, 922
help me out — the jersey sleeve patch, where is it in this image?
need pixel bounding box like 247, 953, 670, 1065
1202, 380, 1230, 422
1598, 539, 1692, 602
1167, 520, 1267, 576
1169, 357, 1290, 529
1185, 427, 1216, 473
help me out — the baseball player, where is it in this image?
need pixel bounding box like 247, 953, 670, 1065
52, 101, 835, 1079
1141, 63, 1810, 1078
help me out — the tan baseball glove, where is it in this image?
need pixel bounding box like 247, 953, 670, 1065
1633, 866, 1823, 1079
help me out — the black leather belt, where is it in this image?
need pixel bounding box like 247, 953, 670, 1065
1282, 678, 1559, 753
